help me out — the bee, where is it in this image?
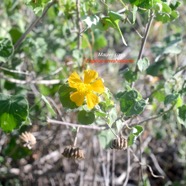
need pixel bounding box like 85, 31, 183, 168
62, 146, 85, 159
110, 137, 127, 150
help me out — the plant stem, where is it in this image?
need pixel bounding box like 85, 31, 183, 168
76, 0, 81, 50
135, 11, 154, 71
73, 127, 80, 146
107, 124, 118, 138
14, 0, 57, 50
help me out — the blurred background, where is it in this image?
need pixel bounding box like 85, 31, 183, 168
0, 0, 186, 185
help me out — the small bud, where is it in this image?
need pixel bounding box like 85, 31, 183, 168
19, 132, 36, 149
62, 146, 85, 159
110, 137, 127, 150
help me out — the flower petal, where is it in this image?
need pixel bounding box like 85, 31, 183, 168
84, 70, 98, 84
86, 92, 99, 109
70, 92, 85, 106
91, 79, 105, 93
68, 72, 82, 89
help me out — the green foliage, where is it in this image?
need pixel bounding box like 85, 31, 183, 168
102, 11, 127, 46
24, 0, 51, 14
77, 110, 95, 124
177, 105, 186, 127
98, 129, 116, 149
137, 57, 150, 72
0, 38, 14, 63
123, 68, 138, 83
128, 125, 144, 146
0, 94, 29, 132
117, 89, 146, 116
3, 136, 32, 159
164, 93, 179, 105
0, 0, 186, 184
58, 83, 78, 109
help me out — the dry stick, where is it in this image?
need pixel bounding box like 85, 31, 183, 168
139, 136, 144, 184
76, 0, 81, 50
47, 118, 107, 130
73, 127, 80, 146
0, 67, 30, 75
14, 0, 57, 50
129, 103, 176, 128
129, 148, 164, 179
106, 151, 111, 185
100, 146, 109, 186
0, 74, 61, 85
111, 150, 116, 186
123, 148, 130, 186
150, 153, 166, 177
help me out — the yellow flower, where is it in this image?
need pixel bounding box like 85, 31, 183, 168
68, 70, 105, 109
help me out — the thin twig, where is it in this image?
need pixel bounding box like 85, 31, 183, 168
107, 124, 118, 138
129, 104, 175, 128
146, 165, 164, 179
14, 0, 57, 50
129, 114, 160, 128
111, 150, 115, 186
47, 118, 107, 130
76, 0, 82, 50
130, 148, 164, 179
150, 153, 166, 177
73, 127, 80, 146
126, 18, 143, 39
0, 67, 30, 75
136, 11, 154, 67
139, 137, 144, 184
0, 74, 61, 85
123, 148, 130, 186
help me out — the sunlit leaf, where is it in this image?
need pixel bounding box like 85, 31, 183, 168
128, 125, 144, 146
0, 94, 29, 132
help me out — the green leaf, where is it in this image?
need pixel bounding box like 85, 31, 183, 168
154, 2, 179, 23
153, 89, 166, 102
146, 60, 166, 76
58, 83, 78, 109
102, 11, 127, 46
137, 57, 150, 72
9, 28, 22, 44
170, 10, 179, 21
119, 90, 146, 116
177, 105, 186, 127
129, 0, 161, 9
93, 34, 108, 50
98, 129, 116, 149
0, 38, 14, 63
123, 68, 138, 83
175, 95, 183, 108
0, 94, 29, 132
164, 93, 179, 105
24, 0, 51, 14
126, 99, 146, 116
0, 113, 17, 132
78, 110, 95, 125
128, 125, 144, 146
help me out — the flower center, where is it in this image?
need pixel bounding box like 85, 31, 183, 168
77, 83, 91, 95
